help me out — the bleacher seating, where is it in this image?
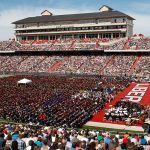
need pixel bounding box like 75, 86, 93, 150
0, 55, 149, 78
0, 36, 149, 51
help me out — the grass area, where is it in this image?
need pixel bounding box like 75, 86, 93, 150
81, 125, 144, 135
0, 119, 144, 136
0, 119, 27, 125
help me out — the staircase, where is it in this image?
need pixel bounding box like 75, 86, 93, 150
5, 41, 15, 49
68, 40, 76, 50
128, 56, 142, 76
48, 60, 64, 72
28, 57, 48, 72
18, 57, 28, 64
99, 56, 115, 75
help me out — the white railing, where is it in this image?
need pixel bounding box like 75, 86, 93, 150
105, 49, 150, 52
15, 29, 127, 35
14, 22, 127, 31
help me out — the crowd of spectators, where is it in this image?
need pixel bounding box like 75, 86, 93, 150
0, 55, 149, 79
127, 37, 150, 50
0, 38, 108, 51
103, 56, 137, 76
0, 41, 10, 51
133, 56, 150, 79
0, 123, 149, 150
0, 56, 62, 73
103, 37, 150, 50
0, 36, 150, 51
57, 56, 108, 75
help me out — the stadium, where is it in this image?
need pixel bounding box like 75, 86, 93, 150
0, 4, 150, 150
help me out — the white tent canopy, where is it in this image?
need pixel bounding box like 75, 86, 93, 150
17, 78, 32, 84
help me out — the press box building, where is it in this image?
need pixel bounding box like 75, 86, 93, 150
12, 5, 135, 41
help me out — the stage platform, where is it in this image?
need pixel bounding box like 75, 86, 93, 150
88, 83, 150, 131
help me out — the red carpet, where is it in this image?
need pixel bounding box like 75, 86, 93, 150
91, 83, 150, 123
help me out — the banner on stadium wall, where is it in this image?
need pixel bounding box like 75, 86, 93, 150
122, 83, 150, 104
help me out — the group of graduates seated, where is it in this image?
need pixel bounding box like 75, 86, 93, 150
0, 75, 129, 128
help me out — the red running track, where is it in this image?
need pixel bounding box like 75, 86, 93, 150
91, 83, 150, 123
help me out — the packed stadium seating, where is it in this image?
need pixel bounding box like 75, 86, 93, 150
0, 55, 149, 78
0, 35, 150, 150
133, 56, 150, 78
0, 36, 150, 51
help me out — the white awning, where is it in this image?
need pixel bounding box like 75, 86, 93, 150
17, 78, 32, 84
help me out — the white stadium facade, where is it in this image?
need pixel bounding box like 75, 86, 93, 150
13, 5, 134, 41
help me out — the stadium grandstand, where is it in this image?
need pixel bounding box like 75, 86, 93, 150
0, 4, 150, 150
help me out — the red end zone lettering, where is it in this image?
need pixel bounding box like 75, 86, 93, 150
123, 83, 149, 103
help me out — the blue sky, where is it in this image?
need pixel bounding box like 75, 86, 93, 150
0, 0, 150, 40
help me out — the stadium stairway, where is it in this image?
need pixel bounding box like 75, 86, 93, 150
0, 57, 8, 66
5, 41, 16, 50
128, 56, 142, 76
99, 55, 115, 75
18, 56, 29, 64
27, 57, 48, 72
123, 41, 129, 49
0, 56, 28, 72
68, 40, 76, 50
48, 59, 65, 72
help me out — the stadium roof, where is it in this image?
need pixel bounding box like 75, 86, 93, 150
12, 10, 135, 24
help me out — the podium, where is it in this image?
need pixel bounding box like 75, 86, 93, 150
143, 119, 150, 134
